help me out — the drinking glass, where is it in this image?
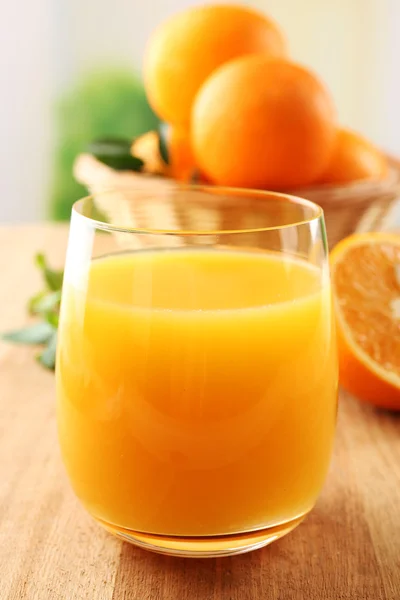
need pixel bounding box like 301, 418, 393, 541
56, 185, 337, 557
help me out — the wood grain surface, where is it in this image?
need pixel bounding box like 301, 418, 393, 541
0, 225, 399, 600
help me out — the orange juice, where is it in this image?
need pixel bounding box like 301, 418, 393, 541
57, 249, 337, 538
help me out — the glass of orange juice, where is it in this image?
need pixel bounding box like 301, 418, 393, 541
56, 185, 337, 557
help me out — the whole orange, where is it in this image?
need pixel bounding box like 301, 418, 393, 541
143, 4, 286, 126
192, 56, 337, 190
318, 128, 388, 184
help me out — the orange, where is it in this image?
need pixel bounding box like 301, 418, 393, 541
318, 128, 388, 184
167, 126, 196, 182
143, 4, 286, 126
192, 56, 336, 190
331, 232, 400, 410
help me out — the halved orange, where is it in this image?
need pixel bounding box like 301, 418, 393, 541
330, 232, 400, 410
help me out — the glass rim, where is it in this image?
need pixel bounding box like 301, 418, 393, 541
72, 184, 324, 236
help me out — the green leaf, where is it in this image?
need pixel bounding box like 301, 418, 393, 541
45, 311, 59, 328
2, 252, 63, 369
37, 331, 58, 370
87, 137, 144, 171
28, 291, 46, 315
88, 136, 131, 154
2, 322, 55, 345
35, 253, 64, 291
29, 290, 61, 316
158, 124, 169, 165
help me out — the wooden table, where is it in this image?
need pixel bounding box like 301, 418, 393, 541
1, 224, 399, 600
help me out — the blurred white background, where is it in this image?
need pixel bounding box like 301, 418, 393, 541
1, 0, 399, 222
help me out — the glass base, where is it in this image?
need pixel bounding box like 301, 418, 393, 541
94, 513, 307, 557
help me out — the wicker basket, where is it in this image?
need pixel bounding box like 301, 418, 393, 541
291, 155, 400, 245
74, 153, 400, 248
